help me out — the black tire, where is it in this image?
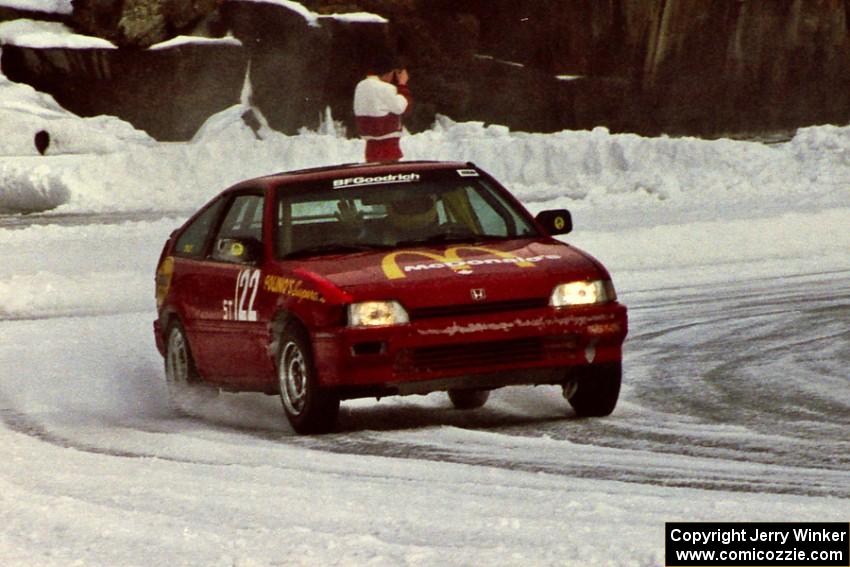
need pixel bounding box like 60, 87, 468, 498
566, 362, 622, 417
277, 323, 340, 434
448, 389, 490, 410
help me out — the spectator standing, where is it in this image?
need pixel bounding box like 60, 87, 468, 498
353, 55, 412, 162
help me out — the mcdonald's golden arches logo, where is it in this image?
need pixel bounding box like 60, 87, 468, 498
381, 246, 561, 280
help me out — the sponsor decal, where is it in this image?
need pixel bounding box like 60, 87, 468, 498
587, 322, 621, 335
416, 312, 617, 337
332, 173, 421, 188
381, 245, 561, 280
554, 216, 566, 231
263, 275, 325, 303
457, 168, 479, 177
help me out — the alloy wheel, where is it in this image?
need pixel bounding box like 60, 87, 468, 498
279, 341, 308, 415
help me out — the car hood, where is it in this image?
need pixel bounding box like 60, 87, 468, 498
293, 238, 608, 308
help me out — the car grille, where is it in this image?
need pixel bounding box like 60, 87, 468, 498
395, 335, 579, 374
407, 298, 549, 321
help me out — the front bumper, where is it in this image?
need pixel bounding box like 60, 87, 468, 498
312, 302, 628, 398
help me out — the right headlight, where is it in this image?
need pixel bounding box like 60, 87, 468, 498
549, 280, 616, 307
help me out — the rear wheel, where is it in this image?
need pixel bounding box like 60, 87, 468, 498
448, 389, 490, 410
278, 323, 340, 434
565, 362, 622, 417
164, 322, 208, 412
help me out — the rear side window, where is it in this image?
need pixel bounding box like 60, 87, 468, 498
174, 198, 225, 258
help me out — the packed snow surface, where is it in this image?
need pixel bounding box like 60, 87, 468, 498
0, 61, 848, 566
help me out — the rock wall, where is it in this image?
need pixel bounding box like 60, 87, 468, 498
303, 0, 850, 136
636, 0, 850, 135
3, 0, 849, 140
222, 1, 390, 134
70, 0, 223, 48
1, 43, 247, 140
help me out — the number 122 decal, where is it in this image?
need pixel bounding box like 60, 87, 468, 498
223, 269, 261, 321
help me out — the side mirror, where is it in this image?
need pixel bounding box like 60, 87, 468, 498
535, 209, 572, 235
213, 237, 264, 264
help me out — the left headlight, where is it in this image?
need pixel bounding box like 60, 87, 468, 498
549, 280, 616, 307
348, 301, 410, 327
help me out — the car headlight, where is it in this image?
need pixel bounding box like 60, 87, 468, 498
348, 301, 410, 327
549, 280, 616, 307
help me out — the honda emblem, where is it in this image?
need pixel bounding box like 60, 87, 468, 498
471, 288, 486, 301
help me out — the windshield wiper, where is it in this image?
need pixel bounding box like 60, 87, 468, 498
283, 243, 390, 259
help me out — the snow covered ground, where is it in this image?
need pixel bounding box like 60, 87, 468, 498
1, 61, 849, 565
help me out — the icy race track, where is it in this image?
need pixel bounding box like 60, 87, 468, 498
0, 208, 848, 566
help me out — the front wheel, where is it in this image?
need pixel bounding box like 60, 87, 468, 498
565, 362, 622, 417
448, 389, 490, 409
278, 324, 340, 434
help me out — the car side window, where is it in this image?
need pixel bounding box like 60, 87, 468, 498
211, 194, 264, 263
464, 186, 511, 236
174, 198, 226, 258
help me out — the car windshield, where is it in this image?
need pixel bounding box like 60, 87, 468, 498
276, 178, 539, 258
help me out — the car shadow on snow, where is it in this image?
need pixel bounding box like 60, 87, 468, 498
331, 388, 576, 434
163, 387, 580, 438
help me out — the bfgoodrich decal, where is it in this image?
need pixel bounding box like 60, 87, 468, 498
332, 173, 420, 188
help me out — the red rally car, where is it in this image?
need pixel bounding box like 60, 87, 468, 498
154, 161, 628, 433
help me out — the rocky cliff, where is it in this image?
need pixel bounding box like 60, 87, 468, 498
2, 0, 848, 140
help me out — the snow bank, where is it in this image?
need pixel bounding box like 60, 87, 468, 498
406, 117, 850, 213
228, 0, 386, 26
148, 34, 243, 50
0, 0, 71, 14
0, 73, 157, 211
0, 162, 69, 212
0, 19, 115, 48
2, 83, 848, 216
0, 70, 155, 158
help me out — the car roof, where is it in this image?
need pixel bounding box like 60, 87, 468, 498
236, 160, 476, 189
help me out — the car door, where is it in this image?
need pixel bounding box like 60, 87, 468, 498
185, 190, 274, 385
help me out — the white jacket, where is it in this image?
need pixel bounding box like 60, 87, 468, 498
353, 75, 411, 140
